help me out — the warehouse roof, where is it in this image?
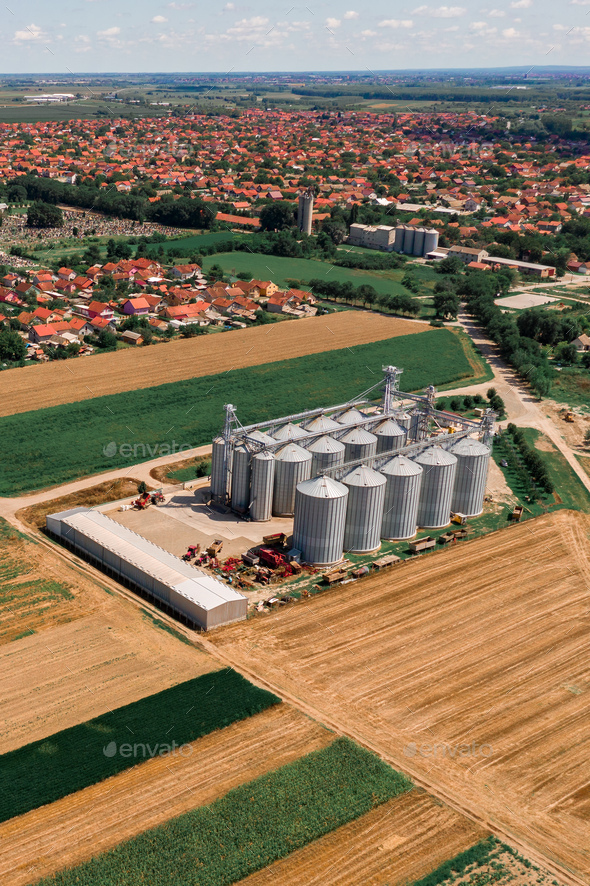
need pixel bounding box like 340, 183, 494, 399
50, 508, 245, 612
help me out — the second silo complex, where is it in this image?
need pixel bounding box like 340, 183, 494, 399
380, 455, 423, 540
414, 446, 457, 529
342, 464, 386, 554
293, 476, 348, 566
450, 438, 490, 517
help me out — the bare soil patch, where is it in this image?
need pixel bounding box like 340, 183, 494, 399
0, 312, 428, 418
544, 400, 590, 452
238, 790, 486, 886
0, 705, 333, 886
212, 511, 590, 883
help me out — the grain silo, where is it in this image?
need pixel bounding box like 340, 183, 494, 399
403, 226, 415, 254
374, 418, 407, 454
380, 455, 423, 540
273, 422, 309, 442
292, 476, 348, 566
231, 429, 275, 511
413, 227, 425, 257
394, 411, 412, 432
409, 408, 426, 442
210, 436, 228, 502
308, 434, 345, 475
394, 225, 405, 252
272, 443, 312, 516
423, 229, 439, 256
303, 413, 341, 433
249, 450, 275, 522
414, 446, 457, 529
336, 407, 366, 426
450, 438, 490, 517
342, 464, 386, 553
341, 426, 377, 462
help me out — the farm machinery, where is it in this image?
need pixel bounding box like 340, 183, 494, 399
132, 490, 166, 510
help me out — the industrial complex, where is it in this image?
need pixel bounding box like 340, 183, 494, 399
347, 223, 439, 257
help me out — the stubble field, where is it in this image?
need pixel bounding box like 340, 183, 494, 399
0, 311, 428, 418
211, 510, 590, 884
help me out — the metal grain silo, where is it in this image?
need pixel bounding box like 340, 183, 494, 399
272, 443, 312, 516
394, 225, 405, 252
336, 407, 366, 426
413, 227, 425, 257
308, 434, 345, 475
210, 436, 229, 502
341, 426, 377, 462
450, 438, 490, 517
423, 229, 439, 256
403, 226, 415, 254
374, 418, 407, 454
414, 446, 457, 529
394, 411, 412, 432
249, 450, 275, 522
380, 455, 423, 540
230, 443, 252, 512
293, 476, 348, 566
409, 408, 426, 441
342, 464, 386, 554
303, 413, 341, 434
273, 422, 309, 442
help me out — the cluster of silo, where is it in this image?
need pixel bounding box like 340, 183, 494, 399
450, 438, 490, 517
272, 443, 312, 516
374, 418, 407, 454
391, 225, 439, 258
231, 429, 275, 512
293, 476, 348, 566
381, 456, 423, 540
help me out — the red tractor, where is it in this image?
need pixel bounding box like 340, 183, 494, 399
257, 546, 287, 570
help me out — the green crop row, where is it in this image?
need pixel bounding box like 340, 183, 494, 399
410, 836, 499, 885
0, 330, 474, 496
0, 669, 279, 823
38, 737, 412, 886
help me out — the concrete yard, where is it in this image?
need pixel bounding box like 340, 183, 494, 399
106, 487, 294, 560
494, 292, 559, 310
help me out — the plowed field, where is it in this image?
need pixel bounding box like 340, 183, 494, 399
0, 608, 213, 753
0, 705, 334, 886
238, 791, 486, 886
0, 312, 428, 418
212, 511, 590, 884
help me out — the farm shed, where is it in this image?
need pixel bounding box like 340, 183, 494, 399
46, 507, 247, 630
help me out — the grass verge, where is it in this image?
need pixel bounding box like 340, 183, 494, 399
0, 670, 279, 823
38, 738, 412, 886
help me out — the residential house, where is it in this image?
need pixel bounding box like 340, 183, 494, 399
571, 333, 590, 351
122, 297, 150, 315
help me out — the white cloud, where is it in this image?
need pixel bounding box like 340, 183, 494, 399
98, 26, 121, 37
344, 10, 359, 19
379, 18, 413, 27
511, 0, 532, 7
223, 2, 235, 8
13, 23, 46, 44
361, 29, 377, 36
413, 5, 466, 16
571, 0, 590, 5
470, 21, 488, 29
152, 15, 168, 23
502, 27, 519, 37
488, 8, 506, 15
326, 17, 341, 28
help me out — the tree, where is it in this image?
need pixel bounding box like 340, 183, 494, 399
321, 218, 347, 244
0, 328, 26, 362
180, 323, 207, 337
463, 395, 474, 409
26, 201, 63, 228
96, 328, 118, 350
259, 201, 296, 232
487, 387, 497, 400
581, 351, 590, 370
554, 341, 578, 365
433, 290, 459, 320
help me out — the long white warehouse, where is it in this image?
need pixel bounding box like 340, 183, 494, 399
46, 507, 247, 630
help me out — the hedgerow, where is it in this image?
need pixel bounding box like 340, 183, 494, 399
0, 670, 279, 823
39, 738, 412, 886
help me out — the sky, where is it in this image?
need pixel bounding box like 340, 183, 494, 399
3, 0, 590, 73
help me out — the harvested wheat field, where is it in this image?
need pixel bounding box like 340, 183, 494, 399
0, 605, 213, 754
211, 511, 590, 884
0, 705, 334, 886
0, 312, 428, 418
238, 790, 486, 886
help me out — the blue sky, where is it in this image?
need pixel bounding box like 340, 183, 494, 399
3, 1, 590, 72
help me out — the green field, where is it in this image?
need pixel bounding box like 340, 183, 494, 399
0, 670, 279, 823
0, 330, 477, 495
147, 231, 239, 255
550, 366, 590, 407
38, 738, 412, 886
201, 251, 434, 296
409, 836, 552, 886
